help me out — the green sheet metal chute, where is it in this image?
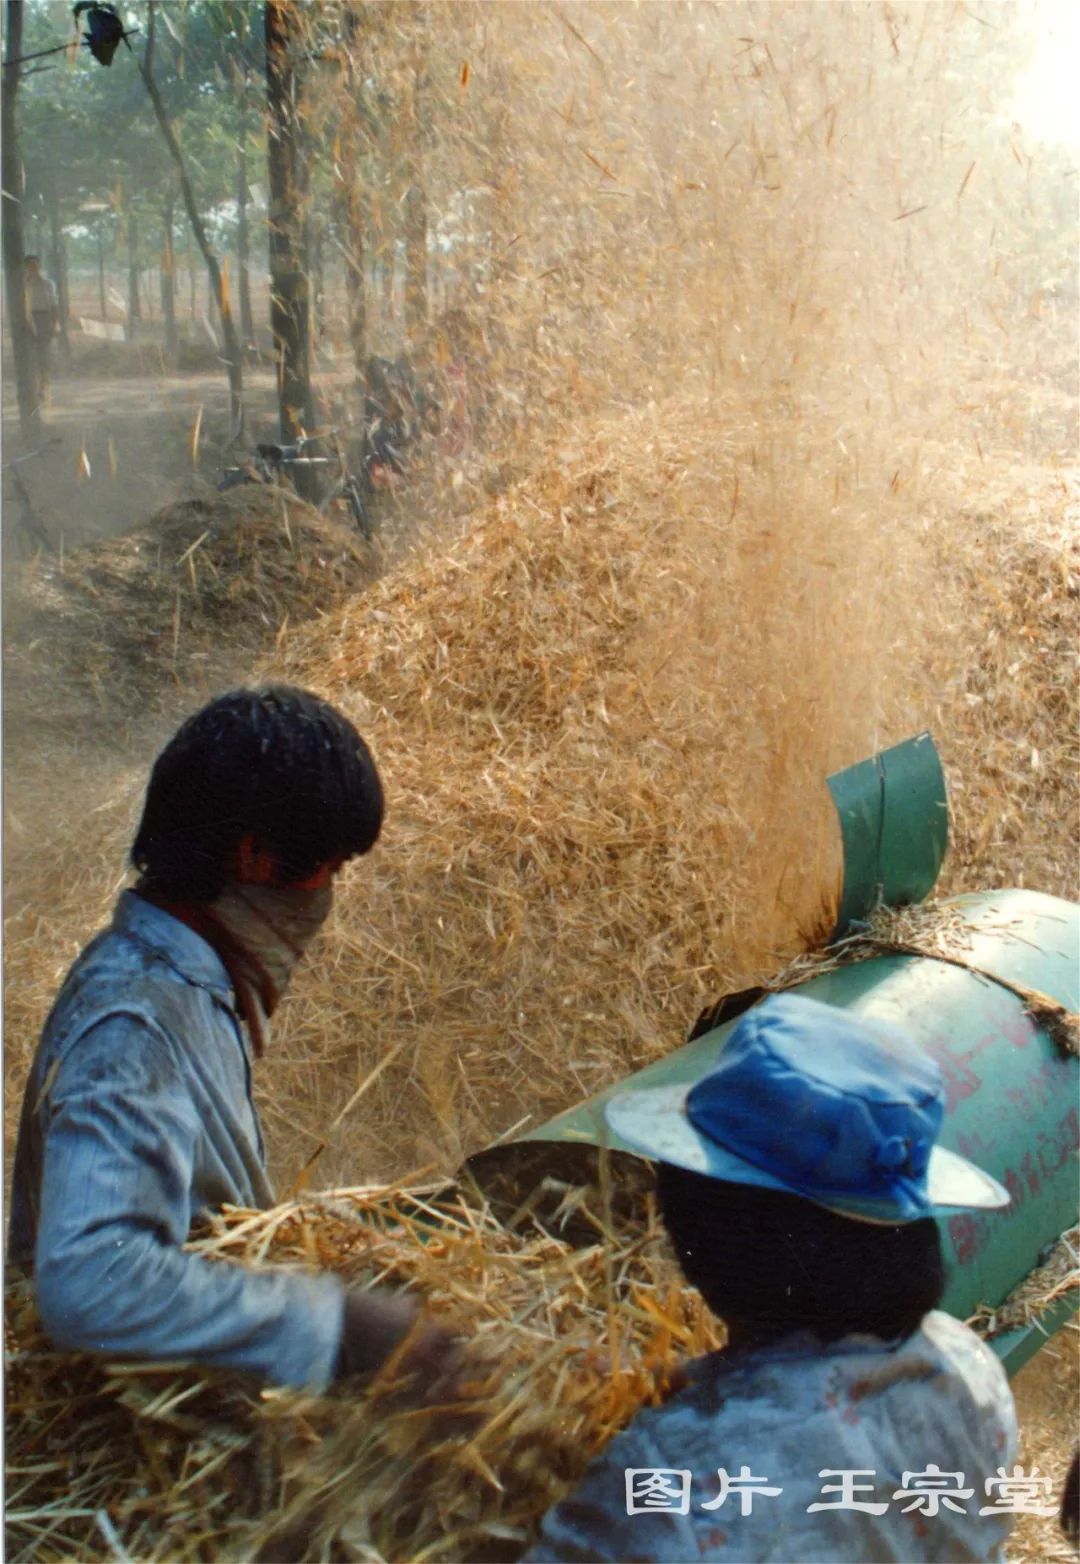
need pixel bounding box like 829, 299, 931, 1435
464, 735, 1079, 1375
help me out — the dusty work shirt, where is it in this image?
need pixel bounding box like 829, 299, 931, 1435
8, 891, 345, 1389
25, 273, 57, 315
527, 1312, 1017, 1563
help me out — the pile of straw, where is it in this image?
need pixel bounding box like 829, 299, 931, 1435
265, 390, 939, 1183
6, 1183, 717, 1563
4, 485, 374, 741
923, 459, 1079, 905
7, 394, 1075, 1196
64, 336, 228, 380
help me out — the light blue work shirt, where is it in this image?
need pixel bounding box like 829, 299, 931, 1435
527, 1311, 1018, 1562
8, 891, 345, 1390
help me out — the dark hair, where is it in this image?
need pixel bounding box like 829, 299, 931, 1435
24, 254, 40, 265
657, 1163, 945, 1345
131, 685, 384, 899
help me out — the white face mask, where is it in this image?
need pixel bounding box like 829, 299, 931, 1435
209, 883, 333, 1053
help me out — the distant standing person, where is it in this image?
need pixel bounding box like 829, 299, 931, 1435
24, 254, 59, 405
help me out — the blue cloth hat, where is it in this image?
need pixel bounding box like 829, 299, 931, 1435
606, 993, 1010, 1223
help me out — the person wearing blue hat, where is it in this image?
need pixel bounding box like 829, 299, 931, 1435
527, 994, 1018, 1563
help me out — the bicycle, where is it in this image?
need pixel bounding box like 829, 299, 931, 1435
319, 428, 375, 542
218, 430, 373, 541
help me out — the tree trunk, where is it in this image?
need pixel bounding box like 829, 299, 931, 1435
161, 192, 179, 361
45, 164, 71, 354
125, 205, 141, 340
300, 106, 316, 347
2, 0, 42, 441
343, 194, 366, 381
142, 260, 155, 320
404, 58, 429, 345
311, 215, 325, 345
140, 1, 244, 433
265, 0, 314, 474
335, 97, 367, 384
97, 225, 107, 319
352, 243, 368, 368
338, 3, 367, 380
236, 102, 255, 351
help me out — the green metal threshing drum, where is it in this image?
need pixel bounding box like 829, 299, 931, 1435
465, 736, 1079, 1375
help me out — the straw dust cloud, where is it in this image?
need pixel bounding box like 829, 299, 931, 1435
2, 3, 1076, 1557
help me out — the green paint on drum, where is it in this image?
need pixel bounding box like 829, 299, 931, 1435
465, 889, 1079, 1371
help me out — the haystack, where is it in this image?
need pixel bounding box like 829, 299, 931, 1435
4, 485, 375, 743
5, 395, 1075, 1197
264, 390, 945, 1185
919, 456, 1079, 903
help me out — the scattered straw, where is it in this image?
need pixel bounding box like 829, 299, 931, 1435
5, 1184, 718, 1562
968, 1226, 1079, 1340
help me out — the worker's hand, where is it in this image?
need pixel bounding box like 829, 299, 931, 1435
336, 1286, 459, 1389
661, 1359, 691, 1400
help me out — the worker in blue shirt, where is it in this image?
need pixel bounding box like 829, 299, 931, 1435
9, 684, 456, 1393
527, 994, 1019, 1563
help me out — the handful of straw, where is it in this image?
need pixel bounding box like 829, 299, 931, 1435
6, 1183, 721, 1563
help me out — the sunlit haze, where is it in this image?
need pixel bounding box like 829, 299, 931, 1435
1012, 0, 1080, 148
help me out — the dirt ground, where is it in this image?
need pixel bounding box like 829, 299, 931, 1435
0, 329, 436, 823
2, 342, 1077, 1560
1008, 1324, 1079, 1562
2, 342, 304, 555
